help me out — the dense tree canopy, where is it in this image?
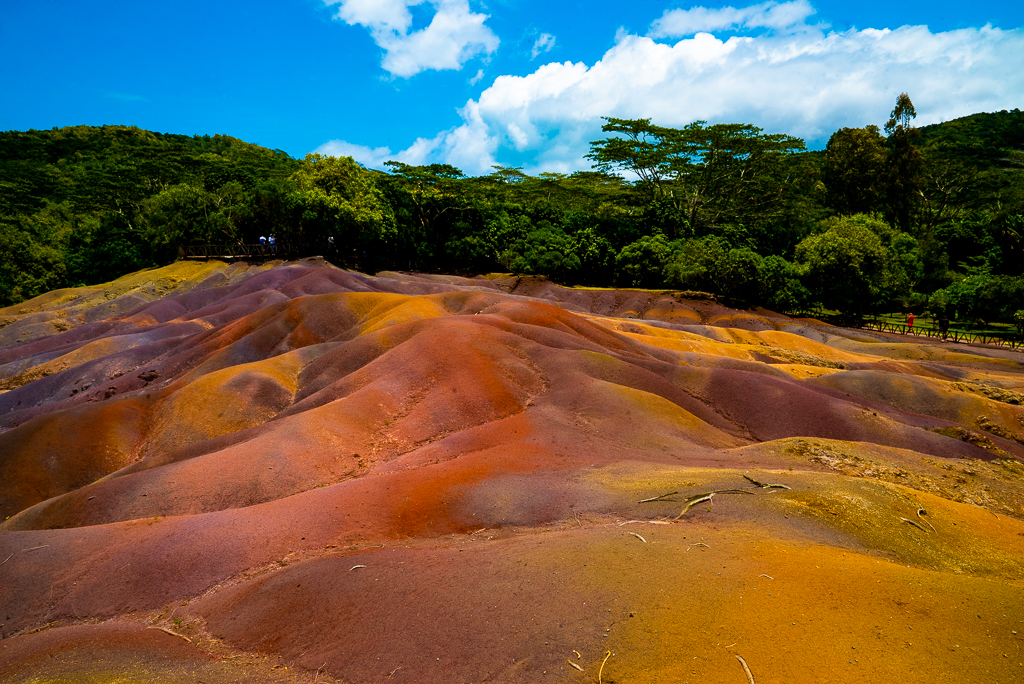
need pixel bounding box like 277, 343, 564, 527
2, 102, 1023, 324
825, 125, 888, 215
288, 153, 396, 255
0, 126, 299, 301
795, 214, 915, 315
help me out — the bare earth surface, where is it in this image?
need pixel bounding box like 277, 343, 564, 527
1, 258, 1022, 683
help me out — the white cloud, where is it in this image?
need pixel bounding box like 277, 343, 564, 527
469, 68, 485, 84
330, 0, 417, 34
320, 4, 1024, 175
323, 0, 499, 77
649, 0, 818, 38
531, 33, 556, 59
313, 140, 394, 168
432, 99, 500, 172
314, 135, 440, 168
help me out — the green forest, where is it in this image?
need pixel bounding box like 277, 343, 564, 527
2, 95, 1023, 325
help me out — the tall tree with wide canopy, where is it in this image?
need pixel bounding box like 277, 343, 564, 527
587, 118, 804, 237
382, 161, 473, 265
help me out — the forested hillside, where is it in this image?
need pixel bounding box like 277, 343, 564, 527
0, 126, 298, 302
2, 100, 1022, 322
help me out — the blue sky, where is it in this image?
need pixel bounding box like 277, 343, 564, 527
2, 1, 1021, 175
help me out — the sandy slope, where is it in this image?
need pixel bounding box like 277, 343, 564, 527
2, 259, 1023, 683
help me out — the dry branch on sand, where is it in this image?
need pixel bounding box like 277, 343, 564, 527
146, 626, 192, 643
672, 489, 756, 519
598, 651, 612, 684
743, 474, 791, 490
639, 491, 678, 503
736, 655, 755, 683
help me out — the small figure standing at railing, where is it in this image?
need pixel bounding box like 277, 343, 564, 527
939, 314, 949, 340
907, 312, 914, 330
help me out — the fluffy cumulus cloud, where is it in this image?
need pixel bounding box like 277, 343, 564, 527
321, 2, 1024, 174
324, 0, 499, 77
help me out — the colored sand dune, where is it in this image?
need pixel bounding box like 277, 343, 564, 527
1, 258, 1023, 683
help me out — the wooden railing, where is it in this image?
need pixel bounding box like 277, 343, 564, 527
860, 320, 1024, 350
181, 244, 281, 259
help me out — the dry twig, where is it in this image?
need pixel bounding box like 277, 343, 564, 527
639, 491, 678, 503
900, 517, 928, 532
736, 655, 755, 684
598, 651, 612, 684
743, 474, 791, 490
676, 493, 714, 520
146, 626, 192, 643
617, 520, 670, 526
917, 508, 936, 532
629, 532, 647, 543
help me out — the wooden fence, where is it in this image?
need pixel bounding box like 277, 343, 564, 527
860, 320, 1024, 350
181, 244, 280, 259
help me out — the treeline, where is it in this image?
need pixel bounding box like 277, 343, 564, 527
2, 97, 1023, 323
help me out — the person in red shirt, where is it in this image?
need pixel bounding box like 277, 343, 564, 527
907, 313, 915, 329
